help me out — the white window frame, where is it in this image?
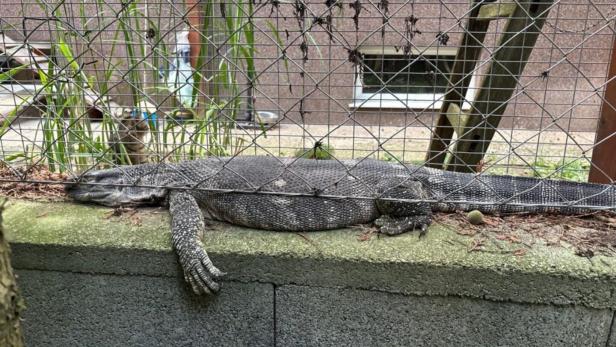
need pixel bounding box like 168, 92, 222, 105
349, 47, 477, 110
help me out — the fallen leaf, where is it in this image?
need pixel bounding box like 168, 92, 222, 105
508, 235, 521, 244
513, 248, 527, 257
455, 227, 478, 236
357, 230, 375, 241
483, 217, 501, 227
129, 214, 142, 226
468, 238, 485, 252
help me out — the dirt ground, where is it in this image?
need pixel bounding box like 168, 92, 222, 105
1, 164, 615, 258
2, 121, 596, 171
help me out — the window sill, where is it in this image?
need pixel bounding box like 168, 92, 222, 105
349, 99, 472, 111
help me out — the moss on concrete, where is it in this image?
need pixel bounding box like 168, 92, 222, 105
5, 200, 616, 308
6, 200, 615, 278
4, 201, 171, 250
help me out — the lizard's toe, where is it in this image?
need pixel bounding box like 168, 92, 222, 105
378, 224, 408, 235
185, 261, 220, 295
194, 265, 220, 293
375, 215, 432, 236
186, 271, 212, 295
374, 215, 393, 227
375, 215, 409, 235
197, 249, 226, 280
208, 266, 226, 279
181, 248, 224, 295
418, 223, 429, 238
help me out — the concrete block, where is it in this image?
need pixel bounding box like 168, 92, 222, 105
17, 270, 274, 347
276, 285, 612, 346
608, 315, 616, 347
7, 200, 616, 309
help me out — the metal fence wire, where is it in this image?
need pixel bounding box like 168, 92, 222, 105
0, 0, 615, 211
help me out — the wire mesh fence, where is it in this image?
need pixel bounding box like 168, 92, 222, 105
0, 0, 615, 211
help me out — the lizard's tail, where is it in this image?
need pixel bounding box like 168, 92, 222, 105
427, 171, 616, 214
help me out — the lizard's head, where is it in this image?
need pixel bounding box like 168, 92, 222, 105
66, 166, 168, 207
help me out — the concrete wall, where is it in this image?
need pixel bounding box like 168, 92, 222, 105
17, 270, 275, 346
15, 270, 615, 346
6, 200, 616, 346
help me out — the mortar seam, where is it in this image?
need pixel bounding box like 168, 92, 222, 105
273, 284, 278, 347
606, 310, 616, 347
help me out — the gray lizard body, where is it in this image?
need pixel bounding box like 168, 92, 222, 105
67, 156, 616, 294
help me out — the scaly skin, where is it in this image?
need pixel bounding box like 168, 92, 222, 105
67, 156, 616, 294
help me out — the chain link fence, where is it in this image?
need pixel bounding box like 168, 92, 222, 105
0, 0, 615, 210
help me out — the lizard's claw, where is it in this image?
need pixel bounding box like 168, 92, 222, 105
375, 215, 432, 236
181, 248, 225, 295
418, 223, 429, 238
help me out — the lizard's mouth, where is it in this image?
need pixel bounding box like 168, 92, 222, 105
66, 168, 167, 207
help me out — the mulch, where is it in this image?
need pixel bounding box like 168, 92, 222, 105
0, 165, 70, 201
434, 211, 616, 257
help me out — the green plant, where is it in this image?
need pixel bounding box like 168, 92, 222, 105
37, 36, 110, 172
0, 66, 32, 139
3, 0, 272, 172
382, 152, 401, 162
294, 143, 336, 160
0, 65, 26, 83
531, 158, 590, 182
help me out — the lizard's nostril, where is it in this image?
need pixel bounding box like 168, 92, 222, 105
64, 183, 78, 194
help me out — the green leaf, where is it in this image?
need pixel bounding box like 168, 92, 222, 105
0, 65, 26, 83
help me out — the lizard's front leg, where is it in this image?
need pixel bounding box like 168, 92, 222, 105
376, 179, 433, 236
169, 190, 224, 294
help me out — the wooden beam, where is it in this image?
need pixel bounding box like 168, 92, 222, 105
589, 33, 616, 184
477, 2, 517, 20
445, 103, 469, 136
185, 0, 202, 69
447, 0, 553, 172
425, 0, 491, 168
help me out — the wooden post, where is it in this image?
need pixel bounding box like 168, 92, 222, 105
447, 0, 553, 172
425, 0, 490, 168
185, 0, 201, 69
589, 32, 616, 184
0, 203, 25, 347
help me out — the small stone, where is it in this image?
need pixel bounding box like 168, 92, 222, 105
467, 210, 484, 225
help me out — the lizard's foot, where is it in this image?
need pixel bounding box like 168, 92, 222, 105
181, 247, 226, 295
374, 215, 432, 236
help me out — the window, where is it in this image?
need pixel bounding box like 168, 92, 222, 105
350, 47, 477, 110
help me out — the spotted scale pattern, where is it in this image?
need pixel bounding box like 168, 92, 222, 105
68, 156, 616, 294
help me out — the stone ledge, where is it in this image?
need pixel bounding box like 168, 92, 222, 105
5, 200, 616, 309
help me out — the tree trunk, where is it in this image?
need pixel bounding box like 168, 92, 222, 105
0, 201, 25, 346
